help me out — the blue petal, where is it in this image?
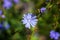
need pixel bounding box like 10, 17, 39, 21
25, 23, 30, 28
0, 10, 2, 15
22, 20, 27, 24
32, 16, 36, 19
54, 32, 60, 39
14, 0, 19, 4
26, 14, 31, 19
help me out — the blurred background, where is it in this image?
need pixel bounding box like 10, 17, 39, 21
0, 0, 60, 40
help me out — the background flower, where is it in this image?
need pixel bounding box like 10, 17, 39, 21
0, 23, 3, 29
0, 21, 10, 30
50, 30, 60, 40
3, 21, 10, 30
0, 10, 2, 16
40, 7, 46, 13
1, 15, 5, 18
14, 0, 19, 4
50, 30, 56, 39
54, 32, 60, 40
3, 0, 12, 9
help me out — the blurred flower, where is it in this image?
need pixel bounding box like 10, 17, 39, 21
0, 23, 3, 29
22, 13, 38, 29
4, 21, 10, 30
0, 10, 2, 16
50, 30, 60, 40
54, 32, 60, 40
14, 0, 19, 4
50, 30, 56, 39
0, 10, 5, 18
3, 0, 12, 9
1, 15, 5, 18
40, 7, 46, 13
0, 21, 10, 30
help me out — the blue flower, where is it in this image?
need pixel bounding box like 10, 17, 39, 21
50, 30, 60, 40
3, 21, 10, 30
3, 0, 12, 9
22, 13, 38, 29
0, 10, 2, 16
50, 30, 56, 39
54, 32, 60, 40
40, 7, 46, 13
0, 22, 4, 29
14, 0, 19, 4
0, 23, 3, 29
0, 21, 10, 30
